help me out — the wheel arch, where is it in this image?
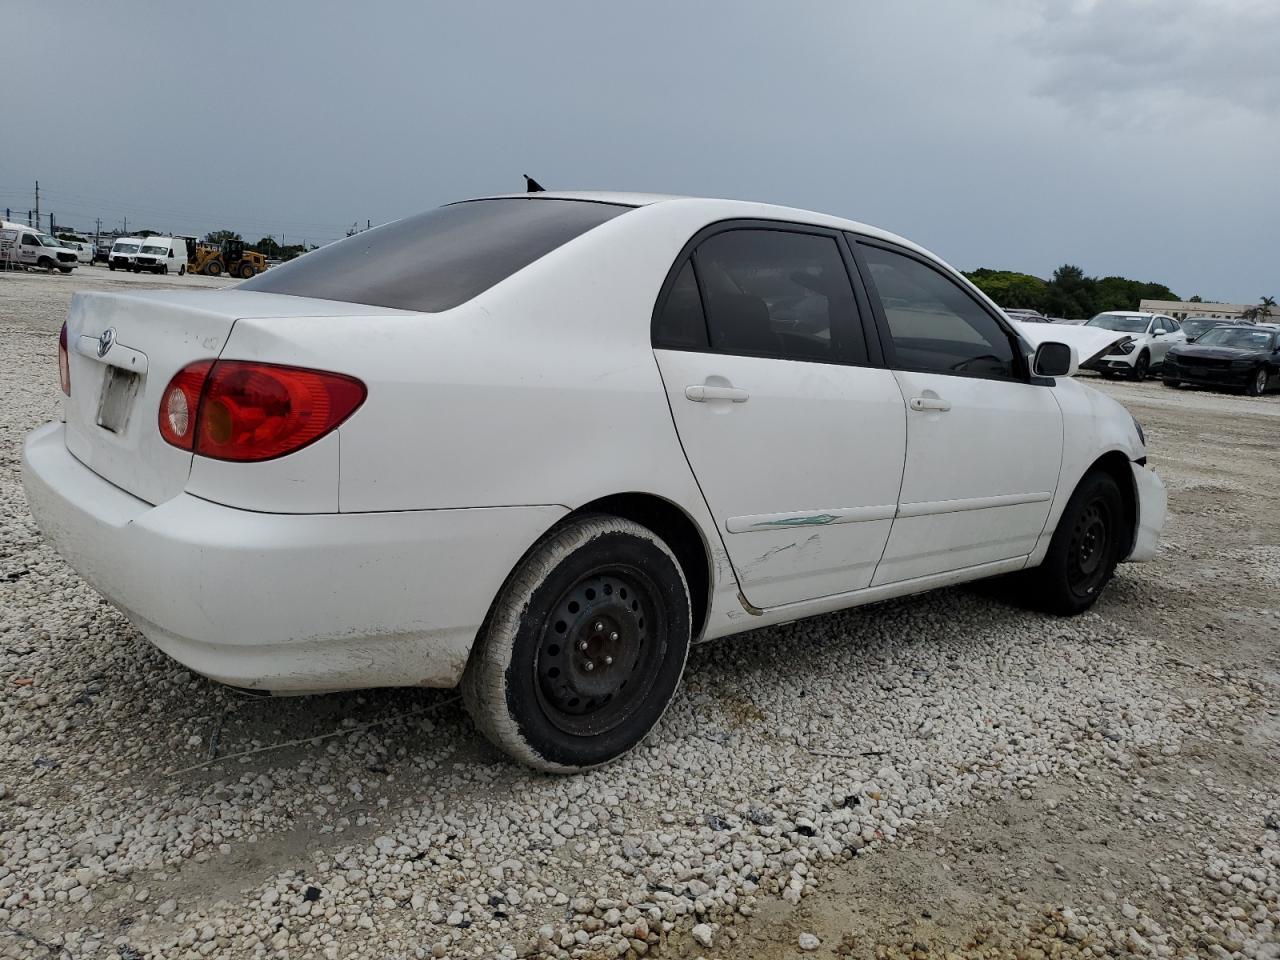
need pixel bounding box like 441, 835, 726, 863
1084, 450, 1137, 560
566, 492, 714, 643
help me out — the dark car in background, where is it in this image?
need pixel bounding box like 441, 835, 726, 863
1179, 316, 1231, 342
1164, 325, 1280, 396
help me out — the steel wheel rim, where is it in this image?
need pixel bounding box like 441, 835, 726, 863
1067, 499, 1111, 596
534, 564, 665, 737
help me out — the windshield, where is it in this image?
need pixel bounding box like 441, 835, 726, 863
1086, 314, 1149, 333
113, 243, 140, 254
36, 234, 61, 247
1196, 328, 1276, 350
1181, 319, 1220, 338
140, 244, 166, 254
241, 198, 631, 313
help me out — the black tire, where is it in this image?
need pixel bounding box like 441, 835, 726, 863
1101, 371, 1116, 380
161, 264, 169, 275
37, 257, 55, 274
1129, 351, 1149, 381
206, 260, 223, 277
179, 264, 186, 276
1245, 367, 1268, 397
238, 262, 255, 279
462, 516, 691, 772
1023, 471, 1125, 615
108, 263, 116, 271
1163, 378, 1180, 388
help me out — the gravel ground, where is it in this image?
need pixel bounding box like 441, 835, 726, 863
1, 271, 1276, 960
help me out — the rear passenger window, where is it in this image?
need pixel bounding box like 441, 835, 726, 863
859, 243, 1017, 380
693, 229, 865, 363
652, 261, 709, 350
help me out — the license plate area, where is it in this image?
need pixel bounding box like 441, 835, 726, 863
96, 366, 141, 434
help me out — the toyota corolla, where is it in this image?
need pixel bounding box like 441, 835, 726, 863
22, 192, 1166, 771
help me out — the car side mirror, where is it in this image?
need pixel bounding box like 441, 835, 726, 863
1033, 341, 1077, 378
1152, 330, 1165, 337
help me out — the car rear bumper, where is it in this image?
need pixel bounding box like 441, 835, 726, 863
1126, 462, 1165, 562
22, 421, 566, 694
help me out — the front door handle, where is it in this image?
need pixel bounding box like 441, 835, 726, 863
686, 385, 749, 403
909, 396, 952, 412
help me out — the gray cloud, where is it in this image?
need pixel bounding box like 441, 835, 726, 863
2, 1, 1275, 302
1032, 0, 1280, 121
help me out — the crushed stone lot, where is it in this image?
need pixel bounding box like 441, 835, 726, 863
1, 271, 1277, 960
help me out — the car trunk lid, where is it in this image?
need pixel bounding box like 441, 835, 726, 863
61, 289, 404, 506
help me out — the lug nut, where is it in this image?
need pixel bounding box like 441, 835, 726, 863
583, 660, 595, 672
578, 640, 589, 652
609, 632, 619, 641
603, 655, 613, 666
593, 621, 604, 632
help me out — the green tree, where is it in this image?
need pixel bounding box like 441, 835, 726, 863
963, 268, 1050, 312
1242, 296, 1276, 322
253, 236, 282, 258
203, 229, 242, 244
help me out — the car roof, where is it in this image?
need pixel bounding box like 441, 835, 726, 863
462, 190, 929, 255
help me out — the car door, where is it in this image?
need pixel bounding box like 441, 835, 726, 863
653, 223, 907, 609
851, 238, 1064, 585
1152, 316, 1183, 363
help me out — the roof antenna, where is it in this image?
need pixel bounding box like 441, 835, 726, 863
523, 174, 546, 193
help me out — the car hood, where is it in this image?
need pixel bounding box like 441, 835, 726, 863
1172, 344, 1267, 361
1010, 319, 1130, 364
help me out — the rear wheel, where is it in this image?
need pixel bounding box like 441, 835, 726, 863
1246, 367, 1268, 397
462, 516, 691, 772
238, 262, 255, 279
1022, 471, 1124, 615
205, 259, 223, 277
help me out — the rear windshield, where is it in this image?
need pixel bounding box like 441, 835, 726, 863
240, 198, 631, 313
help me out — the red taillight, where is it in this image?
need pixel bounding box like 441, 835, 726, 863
58, 322, 70, 396
158, 360, 214, 450
158, 361, 366, 461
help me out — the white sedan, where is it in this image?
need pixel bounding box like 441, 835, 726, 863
22, 192, 1166, 771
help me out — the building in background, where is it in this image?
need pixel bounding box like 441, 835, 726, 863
1140, 300, 1263, 321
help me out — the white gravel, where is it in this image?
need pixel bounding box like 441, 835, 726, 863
0, 272, 1275, 960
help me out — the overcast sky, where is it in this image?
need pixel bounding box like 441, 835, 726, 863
6, 1, 1277, 302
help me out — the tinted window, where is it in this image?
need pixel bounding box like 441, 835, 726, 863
653, 260, 708, 350
241, 198, 630, 313
860, 243, 1016, 379
693, 229, 864, 363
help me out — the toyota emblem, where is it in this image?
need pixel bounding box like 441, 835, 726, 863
97, 328, 116, 358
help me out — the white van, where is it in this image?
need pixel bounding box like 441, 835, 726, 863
133, 236, 188, 275
108, 236, 147, 271
61, 239, 95, 264
0, 225, 78, 273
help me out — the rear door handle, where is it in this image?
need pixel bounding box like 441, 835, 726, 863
908, 396, 951, 412
686, 385, 749, 403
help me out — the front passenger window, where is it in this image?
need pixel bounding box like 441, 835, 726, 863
859, 243, 1016, 380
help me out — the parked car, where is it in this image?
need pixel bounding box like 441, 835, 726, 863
59, 239, 95, 264
1163, 324, 1280, 396
1080, 311, 1185, 380
22, 192, 1166, 771
1179, 316, 1232, 343
1004, 308, 1049, 322
133, 236, 188, 275
108, 236, 146, 271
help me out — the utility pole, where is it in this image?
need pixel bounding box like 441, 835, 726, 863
95, 218, 102, 244
34, 181, 39, 226
50, 213, 55, 236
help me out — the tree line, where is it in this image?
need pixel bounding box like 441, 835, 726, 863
962, 265, 1179, 319
202, 230, 315, 262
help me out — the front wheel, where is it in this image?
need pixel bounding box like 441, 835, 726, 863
462, 516, 691, 772
1129, 352, 1149, 381
1246, 367, 1268, 397
1023, 471, 1124, 615
238, 262, 255, 279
